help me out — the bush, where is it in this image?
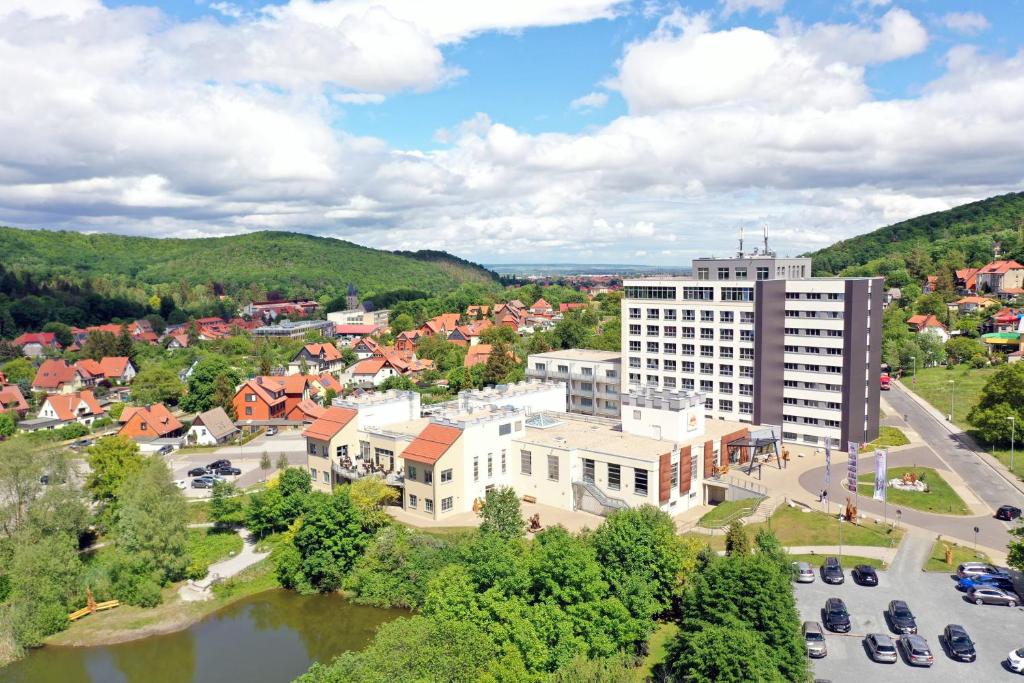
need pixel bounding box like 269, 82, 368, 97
970, 353, 988, 369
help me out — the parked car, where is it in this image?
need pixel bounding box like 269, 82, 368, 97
865, 633, 898, 663
266, 427, 278, 436
803, 621, 827, 658
957, 561, 1003, 579
942, 624, 976, 662
158, 444, 173, 455
822, 557, 844, 584
187, 467, 209, 477
996, 505, 1022, 521
957, 573, 1015, 593
206, 459, 231, 470
823, 598, 851, 633
899, 634, 934, 667
852, 565, 878, 586
173, 479, 188, 490
967, 586, 1019, 607
793, 561, 815, 583
887, 600, 917, 634
191, 476, 215, 489
1008, 646, 1024, 673
216, 466, 242, 476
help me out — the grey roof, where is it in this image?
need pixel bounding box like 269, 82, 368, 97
192, 407, 238, 439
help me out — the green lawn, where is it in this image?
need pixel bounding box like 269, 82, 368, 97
683, 505, 903, 551
857, 466, 970, 515
636, 622, 678, 681
923, 539, 991, 572
987, 446, 1024, 482
186, 528, 243, 574
905, 365, 997, 428
864, 426, 910, 450
697, 498, 759, 528
788, 553, 886, 570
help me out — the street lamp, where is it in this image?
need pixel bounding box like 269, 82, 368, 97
838, 516, 844, 561
910, 355, 916, 385
896, 508, 902, 530
948, 379, 955, 422
973, 525, 980, 558
1009, 416, 1017, 473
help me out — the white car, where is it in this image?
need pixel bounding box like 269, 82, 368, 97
173, 479, 188, 490
1008, 647, 1024, 673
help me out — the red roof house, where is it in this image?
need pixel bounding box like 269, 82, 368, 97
118, 403, 184, 439
38, 390, 105, 425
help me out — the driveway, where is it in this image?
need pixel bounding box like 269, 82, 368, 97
797, 535, 1024, 682
169, 429, 308, 497
797, 445, 1016, 553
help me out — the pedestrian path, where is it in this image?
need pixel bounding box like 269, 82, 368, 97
178, 528, 269, 602
784, 545, 898, 564
887, 533, 933, 577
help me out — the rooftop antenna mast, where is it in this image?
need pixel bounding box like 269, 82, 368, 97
737, 226, 744, 257
763, 223, 771, 256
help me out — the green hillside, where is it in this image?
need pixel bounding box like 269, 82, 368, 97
0, 227, 497, 298
806, 192, 1024, 276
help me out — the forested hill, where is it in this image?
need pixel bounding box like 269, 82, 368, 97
0, 227, 497, 298
806, 192, 1024, 276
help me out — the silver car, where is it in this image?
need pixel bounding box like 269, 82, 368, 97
865, 633, 898, 663
957, 561, 1001, 579
899, 634, 934, 667
794, 561, 815, 583
803, 621, 827, 658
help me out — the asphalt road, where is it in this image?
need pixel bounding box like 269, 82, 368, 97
797, 445, 1016, 552
886, 385, 1024, 511
797, 535, 1024, 682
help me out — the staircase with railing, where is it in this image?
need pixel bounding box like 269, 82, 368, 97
572, 480, 628, 516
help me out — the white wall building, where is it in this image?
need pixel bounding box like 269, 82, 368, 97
526, 349, 621, 418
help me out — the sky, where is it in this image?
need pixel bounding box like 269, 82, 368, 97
0, 1, 1022, 265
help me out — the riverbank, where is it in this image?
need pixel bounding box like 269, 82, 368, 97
45, 557, 277, 648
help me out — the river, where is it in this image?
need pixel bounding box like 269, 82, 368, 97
2, 590, 404, 683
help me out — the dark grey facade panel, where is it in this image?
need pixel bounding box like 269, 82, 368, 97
753, 279, 786, 428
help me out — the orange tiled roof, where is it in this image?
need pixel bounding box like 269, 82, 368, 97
302, 343, 342, 361
13, 332, 60, 348
75, 359, 104, 377
464, 344, 493, 368
237, 379, 287, 406
302, 406, 357, 440
45, 390, 104, 421
0, 385, 28, 414
979, 260, 1024, 274
33, 359, 81, 389
99, 356, 132, 378
120, 403, 182, 436
402, 423, 462, 465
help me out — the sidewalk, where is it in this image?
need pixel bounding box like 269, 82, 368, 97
895, 380, 1024, 498
179, 528, 269, 602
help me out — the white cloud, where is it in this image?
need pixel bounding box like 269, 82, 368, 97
570, 92, 609, 110
208, 2, 244, 19
0, 2, 1021, 265
719, 0, 785, 18
941, 11, 990, 36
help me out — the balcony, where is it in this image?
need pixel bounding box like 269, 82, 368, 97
333, 463, 404, 487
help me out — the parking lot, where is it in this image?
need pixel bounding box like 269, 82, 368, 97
166, 430, 308, 497
796, 539, 1024, 681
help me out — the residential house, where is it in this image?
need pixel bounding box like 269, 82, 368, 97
417, 313, 461, 338
350, 336, 383, 359
465, 305, 490, 318
559, 302, 588, 314
32, 359, 94, 394
165, 333, 191, 349
529, 298, 554, 316
312, 373, 343, 397
464, 344, 493, 368
187, 407, 238, 446
345, 357, 404, 388
922, 275, 938, 294
38, 390, 105, 426
232, 378, 287, 422
303, 406, 360, 492
13, 332, 61, 358
118, 404, 184, 439
975, 260, 1024, 298
395, 329, 421, 352
288, 343, 345, 375
956, 268, 980, 293
447, 321, 490, 347
907, 314, 950, 342
952, 296, 997, 314
0, 384, 29, 418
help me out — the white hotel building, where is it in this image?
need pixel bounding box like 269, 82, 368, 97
621, 252, 882, 448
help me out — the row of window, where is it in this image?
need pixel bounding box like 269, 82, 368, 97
784, 362, 843, 374
784, 328, 844, 338
782, 432, 841, 447
783, 397, 842, 410
784, 345, 843, 356
408, 494, 454, 513
628, 324, 756, 342
784, 380, 842, 392
695, 265, 772, 281
627, 308, 756, 324
629, 341, 754, 358
533, 362, 617, 379
784, 292, 844, 300
629, 362, 756, 377
783, 414, 841, 427
785, 309, 844, 319
471, 451, 508, 482
308, 468, 330, 483
406, 464, 454, 484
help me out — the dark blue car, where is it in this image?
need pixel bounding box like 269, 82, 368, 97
957, 573, 1014, 592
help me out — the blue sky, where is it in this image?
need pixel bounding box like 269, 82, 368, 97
0, 0, 1022, 264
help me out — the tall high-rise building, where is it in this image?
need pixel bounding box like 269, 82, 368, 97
621, 250, 882, 448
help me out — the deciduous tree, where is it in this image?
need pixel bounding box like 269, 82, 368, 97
724, 520, 750, 556
85, 436, 143, 504
292, 489, 370, 592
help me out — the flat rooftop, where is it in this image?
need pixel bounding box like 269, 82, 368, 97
528, 349, 621, 363
515, 412, 744, 464
335, 389, 417, 408
363, 417, 431, 438
460, 380, 563, 401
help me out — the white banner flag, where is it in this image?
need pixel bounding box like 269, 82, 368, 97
824, 441, 831, 486
873, 449, 888, 501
